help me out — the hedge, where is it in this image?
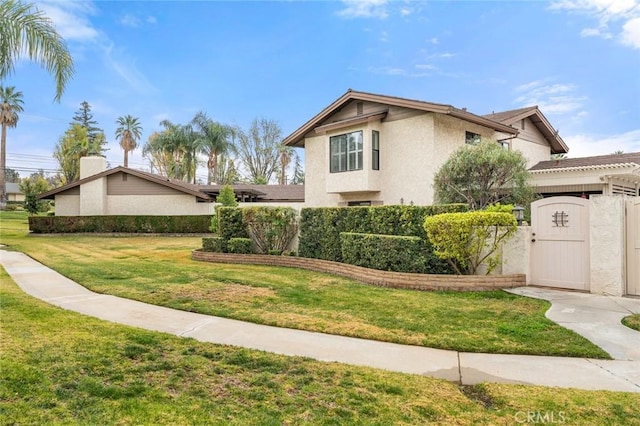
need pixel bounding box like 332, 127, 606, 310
28, 215, 212, 234
217, 207, 249, 241
202, 237, 225, 252
340, 232, 429, 273
298, 204, 467, 273
228, 238, 253, 254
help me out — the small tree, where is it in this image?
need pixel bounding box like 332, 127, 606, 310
19, 174, 49, 214
242, 207, 298, 254
216, 185, 238, 207
424, 211, 517, 275
433, 139, 534, 210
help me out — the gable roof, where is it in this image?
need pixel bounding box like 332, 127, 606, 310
530, 152, 640, 172
283, 89, 518, 147
200, 184, 305, 202
38, 166, 212, 201
483, 106, 568, 154
6, 182, 21, 194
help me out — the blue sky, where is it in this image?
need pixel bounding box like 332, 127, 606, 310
4, 0, 640, 182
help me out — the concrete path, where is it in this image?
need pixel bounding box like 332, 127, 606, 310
1, 250, 639, 393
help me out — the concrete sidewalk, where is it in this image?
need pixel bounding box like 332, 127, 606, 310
1, 250, 639, 393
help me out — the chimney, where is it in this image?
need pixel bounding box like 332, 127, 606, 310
80, 156, 107, 179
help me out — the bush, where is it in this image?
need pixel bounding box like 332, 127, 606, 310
202, 237, 225, 252
227, 238, 252, 254
242, 207, 298, 254
28, 215, 213, 234
340, 233, 428, 273
217, 207, 248, 241
216, 185, 238, 207
299, 204, 467, 273
424, 211, 517, 275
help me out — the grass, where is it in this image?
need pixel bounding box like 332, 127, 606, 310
1, 269, 639, 425
623, 314, 640, 332
0, 211, 609, 358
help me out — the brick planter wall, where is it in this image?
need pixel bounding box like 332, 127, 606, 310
192, 250, 526, 292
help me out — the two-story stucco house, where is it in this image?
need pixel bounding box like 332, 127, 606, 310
283, 89, 568, 207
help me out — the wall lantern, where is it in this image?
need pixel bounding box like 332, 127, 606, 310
512, 205, 525, 226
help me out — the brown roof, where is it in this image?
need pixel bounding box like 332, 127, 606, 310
283, 89, 518, 147
530, 152, 640, 171
38, 166, 213, 200
483, 106, 568, 154
201, 184, 305, 202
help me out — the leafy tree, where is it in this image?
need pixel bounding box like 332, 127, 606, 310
291, 154, 305, 185
612, 150, 624, 155
142, 120, 199, 182
0, 0, 74, 102
433, 139, 534, 210
235, 118, 282, 184
550, 153, 567, 160
0, 86, 23, 207
191, 111, 230, 184
216, 185, 238, 207
18, 172, 49, 214
53, 124, 103, 184
276, 144, 295, 185
217, 154, 240, 185
71, 101, 105, 148
4, 167, 20, 182
115, 115, 142, 167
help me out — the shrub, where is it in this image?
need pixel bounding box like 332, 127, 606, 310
242, 207, 298, 254
28, 215, 212, 234
340, 233, 428, 273
216, 185, 238, 207
424, 211, 517, 275
227, 238, 252, 254
202, 237, 225, 253
217, 207, 248, 241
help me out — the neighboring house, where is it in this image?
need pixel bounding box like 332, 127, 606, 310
38, 157, 305, 216
6, 182, 24, 202
283, 89, 567, 207
529, 152, 640, 197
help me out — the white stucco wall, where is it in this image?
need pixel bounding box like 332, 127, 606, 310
107, 195, 214, 215
589, 195, 626, 296
54, 195, 80, 216
501, 226, 532, 284
80, 177, 106, 215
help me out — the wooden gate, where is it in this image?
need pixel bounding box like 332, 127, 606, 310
530, 197, 590, 290
627, 198, 640, 296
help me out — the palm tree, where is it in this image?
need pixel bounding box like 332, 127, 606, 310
115, 115, 142, 167
277, 144, 295, 185
0, 86, 24, 207
0, 0, 74, 102
191, 111, 230, 184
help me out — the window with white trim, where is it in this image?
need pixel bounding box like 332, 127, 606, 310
330, 130, 363, 173
465, 131, 481, 145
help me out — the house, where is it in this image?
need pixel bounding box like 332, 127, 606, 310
38, 157, 305, 216
6, 182, 24, 202
283, 89, 567, 207
529, 152, 640, 197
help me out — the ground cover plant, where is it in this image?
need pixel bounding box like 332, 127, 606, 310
623, 314, 640, 332
1, 269, 639, 425
0, 211, 609, 358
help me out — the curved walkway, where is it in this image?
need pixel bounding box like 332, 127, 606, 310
1, 250, 639, 393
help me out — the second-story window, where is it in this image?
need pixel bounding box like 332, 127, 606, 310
372, 130, 380, 170
330, 130, 363, 173
465, 131, 481, 145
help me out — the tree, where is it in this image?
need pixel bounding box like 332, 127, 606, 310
0, 0, 74, 102
53, 124, 103, 184
142, 120, 199, 182
291, 152, 305, 185
216, 154, 240, 185
235, 118, 282, 184
18, 172, 49, 214
277, 144, 295, 185
5, 167, 19, 182
216, 185, 238, 207
433, 139, 535, 210
191, 111, 230, 184
612, 150, 624, 155
115, 115, 142, 167
0, 86, 23, 207
71, 101, 105, 148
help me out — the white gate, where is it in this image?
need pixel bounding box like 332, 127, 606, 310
530, 197, 590, 290
627, 198, 640, 296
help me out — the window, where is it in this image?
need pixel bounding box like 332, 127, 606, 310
465, 131, 481, 145
498, 141, 510, 150
372, 130, 380, 170
348, 201, 371, 206
330, 130, 363, 173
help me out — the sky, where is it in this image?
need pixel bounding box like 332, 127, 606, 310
3, 0, 640, 183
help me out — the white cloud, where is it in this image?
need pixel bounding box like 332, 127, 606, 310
119, 14, 141, 28
337, 0, 388, 19
147, 16, 157, 24
37, 0, 99, 42
103, 44, 157, 95
514, 80, 587, 115
400, 7, 412, 17
550, 0, 640, 49
564, 129, 640, 157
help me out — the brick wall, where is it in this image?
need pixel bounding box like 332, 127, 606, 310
192, 250, 526, 292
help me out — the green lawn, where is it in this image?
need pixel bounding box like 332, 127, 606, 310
0, 211, 609, 358
623, 314, 640, 332
2, 269, 638, 425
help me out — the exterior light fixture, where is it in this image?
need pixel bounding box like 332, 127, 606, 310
512, 205, 525, 226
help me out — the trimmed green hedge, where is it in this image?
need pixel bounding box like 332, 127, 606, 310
217, 207, 249, 241
340, 232, 429, 273
299, 204, 467, 273
202, 237, 225, 252
28, 215, 212, 234
228, 238, 253, 254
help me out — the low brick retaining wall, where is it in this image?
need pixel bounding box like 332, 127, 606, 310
192, 250, 526, 292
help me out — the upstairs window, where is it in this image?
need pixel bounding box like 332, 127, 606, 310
372, 130, 380, 170
330, 131, 363, 173
465, 131, 481, 145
